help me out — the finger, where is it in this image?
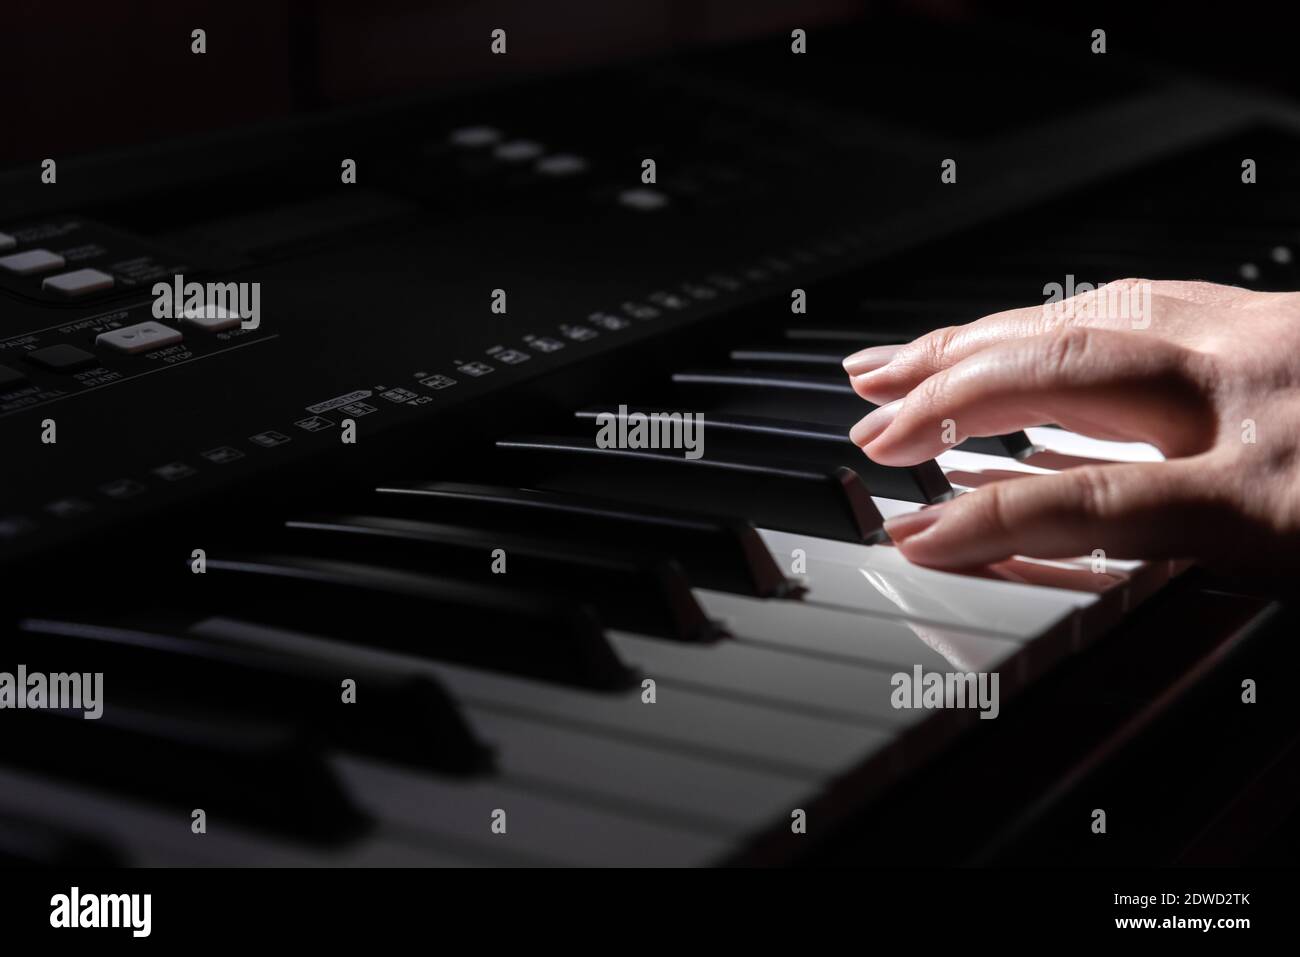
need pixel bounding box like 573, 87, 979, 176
849, 327, 1214, 465
883, 458, 1225, 568
846, 279, 1180, 402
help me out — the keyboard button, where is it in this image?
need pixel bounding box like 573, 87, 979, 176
0, 232, 15, 251
0, 364, 27, 389
24, 344, 98, 372
493, 140, 543, 162
536, 154, 588, 176
0, 248, 65, 275
41, 268, 114, 297
618, 188, 668, 211
449, 126, 501, 147
180, 303, 241, 332
95, 321, 182, 355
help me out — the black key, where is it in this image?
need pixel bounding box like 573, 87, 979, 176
670, 369, 1033, 458
575, 408, 952, 504
193, 554, 634, 691
0, 703, 364, 843
12, 619, 489, 774
0, 814, 125, 867
495, 434, 884, 543
280, 515, 719, 643
373, 482, 791, 598
729, 344, 846, 367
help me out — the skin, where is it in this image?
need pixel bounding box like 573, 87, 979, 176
841, 279, 1300, 577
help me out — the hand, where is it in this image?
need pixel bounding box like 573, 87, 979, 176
842, 279, 1300, 575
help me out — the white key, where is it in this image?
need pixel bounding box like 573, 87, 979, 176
936, 437, 1172, 604
609, 630, 938, 730
1024, 427, 1163, 463
696, 589, 1023, 680
337, 757, 731, 866
0, 232, 15, 251
937, 448, 1055, 487
191, 617, 893, 777
758, 527, 1078, 667
468, 709, 811, 833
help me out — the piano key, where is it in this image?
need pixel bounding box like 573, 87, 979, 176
605, 630, 965, 744
1023, 426, 1164, 463
13, 618, 489, 773
465, 709, 814, 833
0, 704, 366, 843
495, 434, 884, 543
934, 438, 1172, 601
755, 527, 1079, 666
195, 554, 634, 690
186, 619, 891, 861
336, 757, 733, 866
373, 482, 791, 598
190, 616, 894, 778
280, 514, 718, 643
0, 767, 516, 867
670, 369, 1034, 458
729, 344, 847, 367
573, 408, 953, 504
694, 588, 1025, 681
0, 812, 124, 867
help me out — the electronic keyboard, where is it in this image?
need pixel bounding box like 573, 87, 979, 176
1, 18, 1295, 866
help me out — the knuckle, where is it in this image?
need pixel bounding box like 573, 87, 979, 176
916, 325, 962, 370
1040, 327, 1096, 379
1068, 466, 1125, 520
909, 367, 954, 413
967, 483, 1013, 538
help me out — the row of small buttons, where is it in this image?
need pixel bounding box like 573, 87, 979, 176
0, 244, 116, 298
0, 313, 234, 390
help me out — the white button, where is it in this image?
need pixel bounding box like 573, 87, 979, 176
41, 268, 115, 297
95, 321, 183, 354
618, 188, 668, 211
0, 232, 15, 251
179, 303, 241, 332
449, 126, 501, 148
493, 140, 543, 162
0, 248, 65, 275
536, 154, 588, 176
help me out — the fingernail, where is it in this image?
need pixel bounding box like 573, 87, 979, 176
849, 398, 903, 447
842, 344, 902, 376
884, 502, 948, 543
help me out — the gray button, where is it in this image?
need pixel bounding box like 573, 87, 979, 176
95, 321, 183, 355
449, 126, 501, 148
536, 154, 588, 176
494, 140, 544, 162
42, 267, 115, 297
0, 232, 15, 251
179, 303, 241, 332
618, 188, 668, 211
0, 248, 65, 275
